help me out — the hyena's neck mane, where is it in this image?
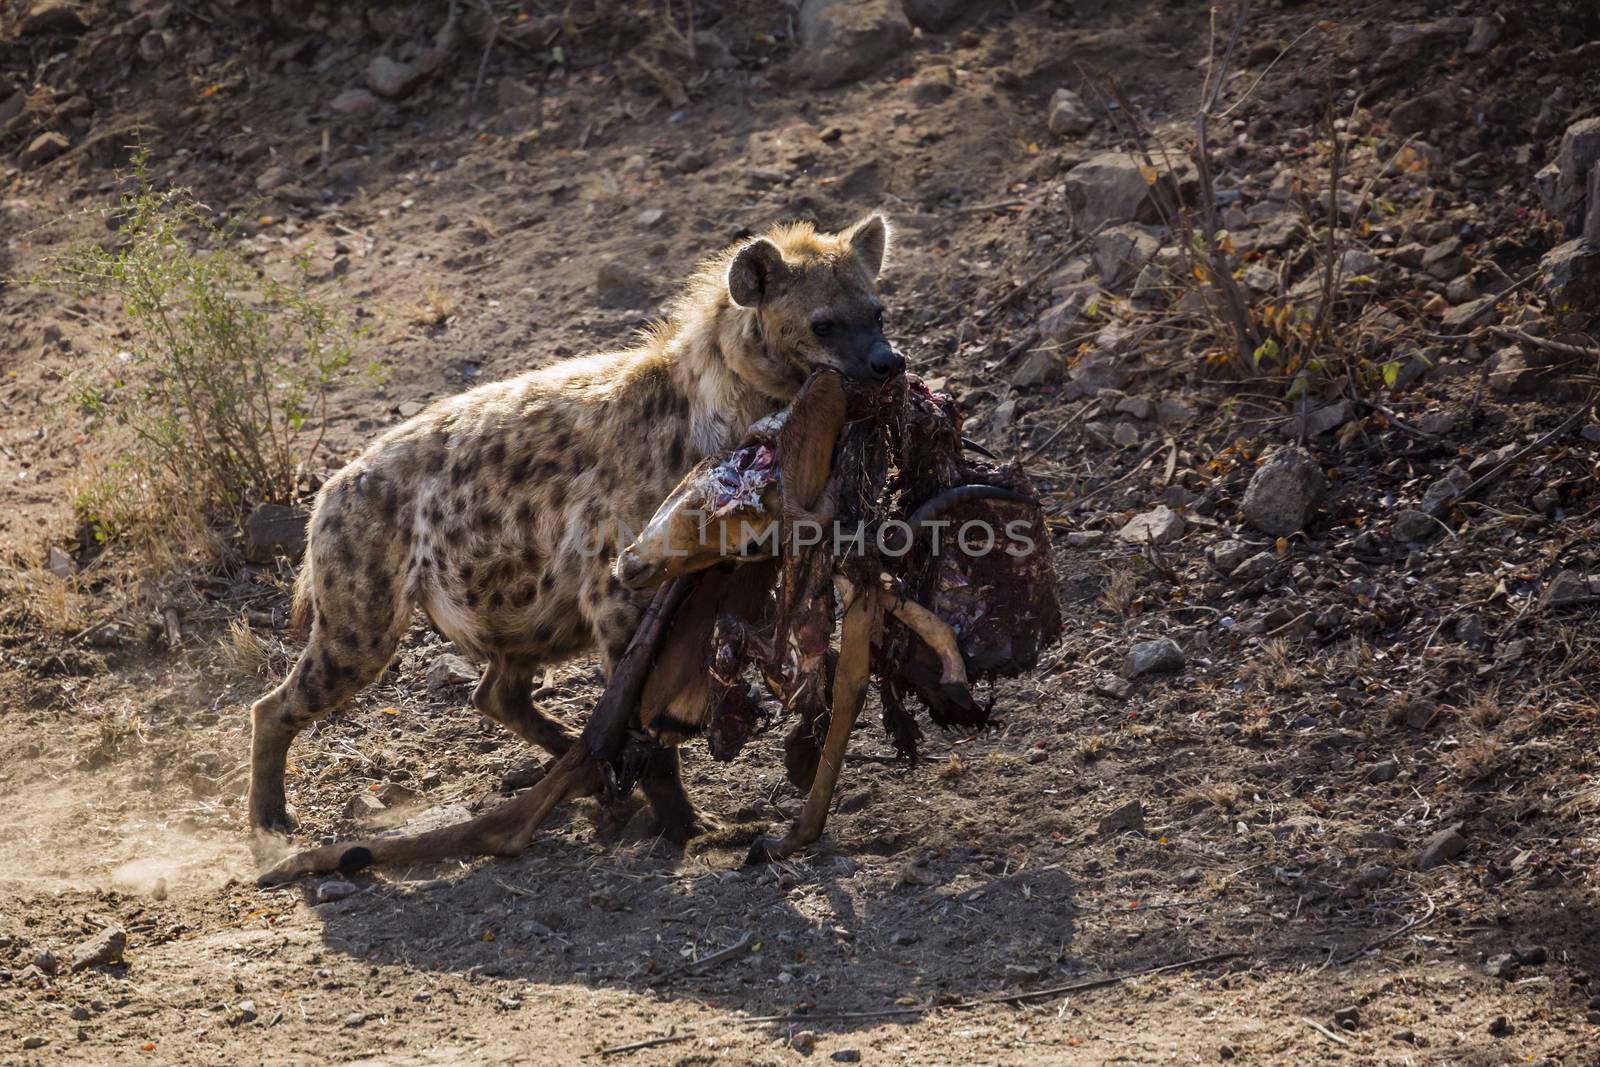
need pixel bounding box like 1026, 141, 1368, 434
642, 237, 800, 456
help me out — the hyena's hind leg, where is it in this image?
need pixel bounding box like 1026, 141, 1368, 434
248, 502, 414, 841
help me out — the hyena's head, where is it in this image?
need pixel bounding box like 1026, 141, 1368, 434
723, 214, 903, 398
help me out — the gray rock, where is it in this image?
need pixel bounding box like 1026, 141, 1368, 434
1063, 152, 1167, 230
244, 503, 309, 563
1487, 346, 1540, 395
1367, 760, 1400, 784
1440, 293, 1499, 332
329, 88, 379, 117
1464, 14, 1502, 54
1240, 446, 1323, 536
367, 55, 420, 99
1047, 88, 1094, 137
1118, 506, 1185, 545
1010, 348, 1061, 387
990, 397, 1017, 433
1391, 509, 1436, 542
1092, 224, 1162, 289
345, 793, 386, 821
1111, 421, 1140, 447
1557, 117, 1600, 197
831, 1051, 862, 1064
21, 131, 69, 168
796, 0, 912, 89
1444, 274, 1478, 304
1586, 163, 1600, 249
1421, 236, 1463, 280
1540, 570, 1589, 610
1097, 799, 1145, 835
1416, 824, 1467, 871
693, 31, 737, 69
1483, 954, 1517, 980
1092, 674, 1131, 700
425, 653, 479, 693
1124, 637, 1184, 678
1538, 238, 1600, 306
69, 927, 126, 971
1231, 551, 1277, 583
1209, 540, 1251, 574
46, 546, 74, 579
1535, 161, 1569, 219
1421, 467, 1472, 516
317, 878, 359, 904
21, 1, 86, 35
1038, 286, 1096, 341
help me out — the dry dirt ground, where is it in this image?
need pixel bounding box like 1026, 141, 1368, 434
3, 1, 1600, 1064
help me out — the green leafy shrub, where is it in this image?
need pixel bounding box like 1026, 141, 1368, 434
43, 164, 364, 558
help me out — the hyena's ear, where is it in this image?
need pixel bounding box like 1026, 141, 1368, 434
727, 238, 791, 307
844, 213, 890, 278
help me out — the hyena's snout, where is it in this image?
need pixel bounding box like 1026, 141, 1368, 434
867, 340, 905, 380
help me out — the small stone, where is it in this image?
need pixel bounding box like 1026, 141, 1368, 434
21, 131, 70, 168
425, 653, 479, 693
1487, 347, 1540, 395
69, 927, 126, 971
70, 1006, 89, 1021
231, 999, 258, 1025
138, 30, 167, 63
1004, 963, 1044, 985
1063, 152, 1172, 230
831, 1052, 862, 1064
345, 793, 386, 821
1333, 1006, 1360, 1030
1098, 799, 1145, 836
1047, 88, 1094, 137
1010, 348, 1061, 387
1368, 760, 1400, 783
635, 208, 665, 228
795, 0, 912, 89
1416, 824, 1467, 871
1118, 506, 1185, 545
1209, 540, 1251, 574
1125, 637, 1184, 678
316, 879, 358, 904
1483, 955, 1517, 980
398, 400, 426, 418
790, 1030, 817, 1052
1421, 236, 1463, 280
1440, 293, 1499, 332
1092, 674, 1131, 700
45, 545, 74, 579
1487, 1015, 1513, 1037
1540, 570, 1588, 610
343, 1011, 368, 1027
990, 397, 1017, 433
244, 503, 309, 563
33, 949, 60, 975
1444, 274, 1477, 305
1111, 421, 1141, 447
329, 88, 380, 117
1230, 552, 1277, 583
587, 888, 627, 912
1421, 467, 1472, 517
1024, 749, 1047, 765
1240, 446, 1324, 536
595, 260, 648, 308
366, 55, 418, 99
1391, 509, 1436, 542
21, 1037, 47, 1050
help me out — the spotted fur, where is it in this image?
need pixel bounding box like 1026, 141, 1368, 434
248, 214, 897, 844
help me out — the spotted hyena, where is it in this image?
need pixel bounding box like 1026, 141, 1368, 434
247, 214, 903, 848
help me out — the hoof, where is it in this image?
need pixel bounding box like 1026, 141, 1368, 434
744, 836, 784, 867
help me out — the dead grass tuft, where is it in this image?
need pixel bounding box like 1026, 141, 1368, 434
219, 616, 270, 679
409, 287, 457, 327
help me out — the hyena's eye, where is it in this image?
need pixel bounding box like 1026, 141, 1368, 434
811, 319, 835, 338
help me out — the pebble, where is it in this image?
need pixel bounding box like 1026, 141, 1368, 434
1124, 637, 1184, 677
69, 927, 126, 971
316, 879, 359, 904
1240, 446, 1323, 536
1117, 506, 1185, 545
1416, 825, 1468, 871
344, 1011, 368, 1027
831, 1051, 861, 1064
1097, 798, 1145, 836
790, 1029, 817, 1052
